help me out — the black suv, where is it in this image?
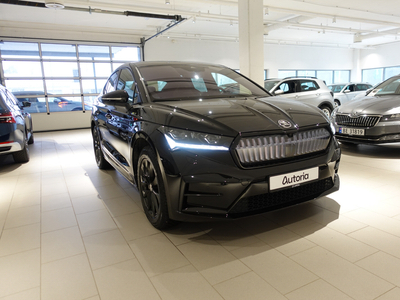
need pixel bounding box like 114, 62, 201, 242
0, 85, 34, 163
91, 62, 341, 229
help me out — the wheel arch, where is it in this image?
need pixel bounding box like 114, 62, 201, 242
131, 132, 158, 184
318, 101, 334, 111
132, 132, 179, 223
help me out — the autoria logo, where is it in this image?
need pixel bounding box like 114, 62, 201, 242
282, 172, 309, 185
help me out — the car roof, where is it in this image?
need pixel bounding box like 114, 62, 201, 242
120, 61, 228, 70
328, 82, 371, 85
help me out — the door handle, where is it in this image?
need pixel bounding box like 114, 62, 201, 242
105, 113, 112, 119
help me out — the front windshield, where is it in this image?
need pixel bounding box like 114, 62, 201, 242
264, 80, 280, 92
369, 77, 400, 96
138, 64, 269, 101
328, 85, 345, 93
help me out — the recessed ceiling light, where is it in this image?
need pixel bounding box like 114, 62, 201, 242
45, 2, 65, 9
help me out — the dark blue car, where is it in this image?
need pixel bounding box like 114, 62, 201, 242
0, 85, 34, 163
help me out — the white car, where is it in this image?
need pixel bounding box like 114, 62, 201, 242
264, 77, 335, 116
328, 82, 373, 107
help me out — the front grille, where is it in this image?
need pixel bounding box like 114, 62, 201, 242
336, 114, 381, 128
235, 128, 330, 164
229, 177, 334, 214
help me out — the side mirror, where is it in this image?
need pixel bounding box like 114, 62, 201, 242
274, 90, 284, 95
343, 90, 351, 93
101, 90, 129, 104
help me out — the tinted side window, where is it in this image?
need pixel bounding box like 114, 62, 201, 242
356, 84, 371, 91
116, 68, 138, 104
103, 71, 119, 94
298, 80, 319, 92
345, 84, 355, 92
277, 81, 295, 94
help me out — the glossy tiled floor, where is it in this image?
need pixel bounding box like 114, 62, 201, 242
1, 129, 400, 300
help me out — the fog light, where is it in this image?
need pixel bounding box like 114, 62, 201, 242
378, 134, 400, 141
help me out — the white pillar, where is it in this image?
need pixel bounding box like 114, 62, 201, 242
238, 0, 264, 86
352, 49, 361, 82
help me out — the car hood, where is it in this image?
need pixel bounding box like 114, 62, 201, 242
149, 96, 328, 136
337, 95, 400, 115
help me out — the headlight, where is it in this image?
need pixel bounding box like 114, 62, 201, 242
160, 127, 232, 151
381, 113, 400, 122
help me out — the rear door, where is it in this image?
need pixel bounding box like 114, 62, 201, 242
296, 79, 321, 102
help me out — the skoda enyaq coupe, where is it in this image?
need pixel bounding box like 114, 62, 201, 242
91, 62, 341, 229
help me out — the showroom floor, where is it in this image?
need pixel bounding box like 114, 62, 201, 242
1, 129, 400, 300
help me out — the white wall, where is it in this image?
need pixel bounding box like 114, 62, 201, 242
145, 38, 354, 80
360, 42, 400, 69
31, 111, 92, 132
263, 44, 353, 78
144, 38, 241, 69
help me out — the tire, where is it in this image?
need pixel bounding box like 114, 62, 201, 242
320, 105, 332, 117
334, 100, 340, 108
92, 127, 112, 169
28, 132, 34, 144
13, 141, 30, 163
137, 146, 172, 230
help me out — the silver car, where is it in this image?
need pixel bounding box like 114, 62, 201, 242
332, 75, 400, 144
264, 77, 335, 116
328, 82, 373, 107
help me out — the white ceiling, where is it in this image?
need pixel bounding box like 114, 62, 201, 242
1, 0, 400, 48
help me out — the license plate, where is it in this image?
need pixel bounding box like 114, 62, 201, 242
270, 167, 319, 191
338, 127, 365, 136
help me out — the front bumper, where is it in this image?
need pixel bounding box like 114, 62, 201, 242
162, 139, 341, 222
335, 122, 400, 144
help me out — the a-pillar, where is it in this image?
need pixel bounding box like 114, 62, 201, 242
238, 0, 264, 86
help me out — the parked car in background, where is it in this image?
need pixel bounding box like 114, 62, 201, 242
13, 91, 91, 113
352, 83, 379, 100
328, 82, 373, 107
0, 85, 34, 163
332, 75, 400, 144
91, 62, 341, 229
264, 77, 335, 116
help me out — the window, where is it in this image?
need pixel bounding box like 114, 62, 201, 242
278, 70, 349, 85
297, 70, 316, 77
362, 68, 383, 85
277, 82, 295, 94
139, 64, 267, 101
384, 66, 400, 80
0, 41, 141, 113
277, 70, 296, 78
117, 68, 138, 103
316, 71, 333, 85
356, 84, 372, 91
333, 71, 350, 84
104, 71, 120, 94
298, 80, 319, 91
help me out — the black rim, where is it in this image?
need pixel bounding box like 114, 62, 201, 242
139, 157, 161, 221
93, 129, 102, 165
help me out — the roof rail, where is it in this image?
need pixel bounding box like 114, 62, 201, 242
283, 76, 317, 79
